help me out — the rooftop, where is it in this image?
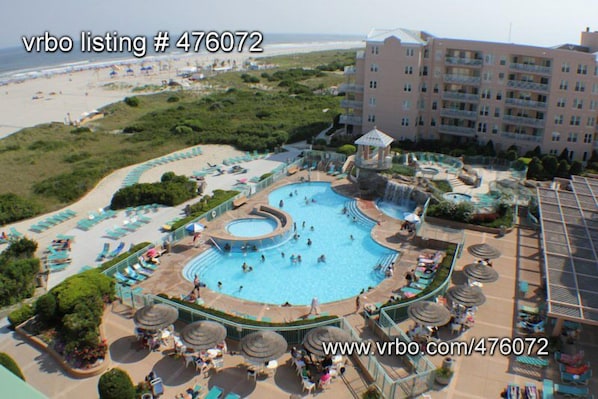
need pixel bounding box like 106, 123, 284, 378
366, 28, 428, 45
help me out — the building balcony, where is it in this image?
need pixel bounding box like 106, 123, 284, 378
354, 157, 392, 170
356, 51, 365, 60
340, 99, 363, 109
445, 57, 483, 67
441, 92, 480, 102
505, 98, 547, 110
440, 108, 478, 120
443, 74, 481, 85
340, 114, 363, 125
339, 83, 364, 93
509, 63, 552, 75
506, 80, 549, 92
344, 66, 356, 75
438, 124, 476, 137
503, 115, 546, 127
501, 132, 542, 143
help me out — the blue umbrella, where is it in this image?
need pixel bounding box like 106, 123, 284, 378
185, 223, 205, 233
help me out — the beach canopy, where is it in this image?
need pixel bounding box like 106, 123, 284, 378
468, 243, 501, 259
180, 320, 227, 351
404, 213, 420, 223
446, 284, 487, 307
302, 326, 352, 357
185, 223, 205, 234
407, 301, 451, 327
134, 304, 178, 331
240, 331, 287, 364
463, 263, 499, 283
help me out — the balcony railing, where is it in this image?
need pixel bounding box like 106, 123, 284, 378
438, 125, 476, 136
339, 83, 364, 93
445, 57, 483, 67
503, 115, 545, 127
344, 66, 356, 75
354, 157, 392, 170
441, 92, 480, 102
509, 63, 552, 75
505, 98, 547, 109
340, 114, 363, 125
507, 80, 549, 92
443, 74, 481, 85
340, 99, 363, 109
440, 108, 478, 119
501, 132, 542, 143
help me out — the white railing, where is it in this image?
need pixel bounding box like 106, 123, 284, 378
440, 108, 478, 119
441, 92, 479, 102
340, 114, 363, 125
505, 98, 547, 109
507, 80, 549, 92
443, 74, 481, 85
509, 63, 552, 74
503, 115, 545, 127
438, 125, 476, 136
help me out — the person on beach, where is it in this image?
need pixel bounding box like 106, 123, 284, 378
309, 297, 320, 315
355, 295, 361, 313
193, 274, 201, 296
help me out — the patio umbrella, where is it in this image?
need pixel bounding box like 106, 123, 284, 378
463, 263, 499, 283
404, 213, 421, 223
240, 331, 287, 365
407, 301, 451, 327
446, 284, 487, 307
180, 320, 227, 351
185, 223, 205, 234
302, 326, 352, 357
468, 243, 501, 259
134, 304, 178, 331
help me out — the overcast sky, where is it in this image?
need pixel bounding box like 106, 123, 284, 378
2, 0, 596, 49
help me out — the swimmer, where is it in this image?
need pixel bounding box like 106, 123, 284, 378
294, 189, 298, 195
350, 234, 354, 241
242, 262, 249, 272
239, 285, 243, 291
307, 238, 312, 246
261, 254, 265, 262
310, 226, 314, 231
302, 221, 306, 228
279, 199, 284, 208
281, 252, 285, 258
289, 192, 293, 197
217, 281, 222, 290
297, 255, 302, 263
318, 254, 326, 263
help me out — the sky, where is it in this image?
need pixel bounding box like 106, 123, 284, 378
2, 0, 597, 49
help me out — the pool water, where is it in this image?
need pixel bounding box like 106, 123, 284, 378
376, 200, 416, 220
443, 192, 472, 203
183, 182, 396, 305
226, 218, 277, 237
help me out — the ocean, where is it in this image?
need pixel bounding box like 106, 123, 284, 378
0, 33, 363, 83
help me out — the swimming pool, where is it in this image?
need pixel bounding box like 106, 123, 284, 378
376, 200, 416, 220
183, 182, 396, 305
226, 218, 277, 237
443, 192, 472, 203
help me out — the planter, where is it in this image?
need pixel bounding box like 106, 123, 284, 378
435, 368, 454, 386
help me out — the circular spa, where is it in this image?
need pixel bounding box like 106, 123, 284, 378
226, 218, 277, 237
419, 167, 440, 176
183, 182, 396, 305
443, 192, 472, 203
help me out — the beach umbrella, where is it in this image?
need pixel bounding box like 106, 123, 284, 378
134, 304, 178, 331
446, 284, 486, 308
404, 213, 420, 223
463, 263, 499, 283
146, 248, 158, 258
302, 326, 352, 357
180, 320, 227, 351
407, 301, 451, 327
185, 223, 205, 234
240, 331, 287, 365
468, 243, 501, 259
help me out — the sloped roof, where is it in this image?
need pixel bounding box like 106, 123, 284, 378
0, 365, 48, 399
355, 127, 394, 147
366, 28, 426, 45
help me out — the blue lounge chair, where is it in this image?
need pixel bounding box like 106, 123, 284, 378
205, 386, 223, 399
124, 266, 147, 281
96, 243, 110, 261
114, 271, 134, 286
224, 393, 241, 399
9, 227, 23, 238
554, 382, 591, 397
109, 242, 125, 258
132, 263, 153, 277
561, 368, 592, 385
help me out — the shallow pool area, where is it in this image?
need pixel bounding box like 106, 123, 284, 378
183, 182, 397, 305
226, 218, 277, 237
443, 192, 472, 203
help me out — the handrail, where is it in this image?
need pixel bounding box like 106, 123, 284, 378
209, 237, 223, 252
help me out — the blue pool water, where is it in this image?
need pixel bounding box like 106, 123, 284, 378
183, 182, 396, 305
376, 200, 415, 220
226, 218, 277, 237
443, 192, 472, 203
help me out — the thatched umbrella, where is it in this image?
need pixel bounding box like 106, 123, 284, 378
240, 331, 287, 365
133, 303, 178, 331
463, 263, 499, 283
468, 243, 501, 259
180, 320, 227, 351
407, 301, 451, 327
446, 284, 487, 308
302, 326, 353, 357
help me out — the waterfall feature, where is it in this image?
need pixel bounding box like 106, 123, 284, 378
384, 181, 413, 206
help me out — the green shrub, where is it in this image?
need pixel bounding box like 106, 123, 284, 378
98, 368, 136, 399
7, 304, 34, 328
0, 238, 40, 306
166, 96, 180, 103
33, 167, 106, 203
0, 194, 40, 225
35, 293, 57, 324
431, 180, 452, 193
170, 190, 239, 230
110, 172, 197, 209
123, 96, 140, 107
336, 144, 356, 156
70, 127, 91, 134
0, 353, 25, 380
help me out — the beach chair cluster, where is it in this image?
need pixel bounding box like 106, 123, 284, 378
125, 204, 160, 216
43, 236, 74, 272
1, 227, 24, 243
29, 209, 77, 233
96, 241, 126, 262
543, 378, 594, 399
555, 350, 592, 385
222, 150, 267, 166
517, 304, 547, 335
396, 251, 444, 299
105, 215, 152, 240
77, 209, 117, 231
503, 383, 538, 399
113, 257, 158, 287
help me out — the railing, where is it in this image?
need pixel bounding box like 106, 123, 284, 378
445, 57, 483, 66
339, 83, 364, 93
441, 92, 479, 102
439, 108, 477, 119
503, 115, 545, 127
500, 132, 543, 143
356, 51, 365, 60
340, 114, 363, 125
340, 99, 363, 109
344, 66, 356, 75
438, 125, 476, 136
355, 157, 392, 170
507, 80, 549, 92
443, 74, 481, 85
505, 98, 547, 109
509, 63, 552, 74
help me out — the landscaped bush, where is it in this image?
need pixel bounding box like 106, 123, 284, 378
431, 180, 452, 193
98, 368, 136, 399
33, 167, 106, 203
0, 353, 25, 380
0, 194, 40, 225
0, 238, 40, 307
170, 190, 239, 231
7, 304, 34, 328
427, 201, 474, 223
336, 144, 356, 156
110, 172, 197, 209
123, 96, 140, 107
35, 293, 58, 324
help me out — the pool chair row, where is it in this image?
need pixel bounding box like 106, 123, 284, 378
145, 147, 203, 167
44, 249, 72, 272
113, 261, 158, 286
77, 209, 117, 231
222, 151, 266, 166
105, 217, 152, 240
124, 204, 160, 216
204, 385, 242, 399
1, 227, 24, 242
29, 209, 77, 233
543, 378, 594, 398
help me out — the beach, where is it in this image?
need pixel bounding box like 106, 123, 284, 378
0, 40, 362, 139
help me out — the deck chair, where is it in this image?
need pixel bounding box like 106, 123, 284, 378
96, 243, 110, 261
224, 393, 241, 399
561, 369, 592, 385
554, 382, 590, 397
109, 242, 125, 257
131, 263, 153, 277
204, 386, 223, 399
150, 378, 164, 397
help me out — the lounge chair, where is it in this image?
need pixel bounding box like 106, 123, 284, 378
561, 368, 592, 385
516, 356, 549, 368
204, 386, 223, 399
555, 351, 584, 366
9, 227, 23, 238
114, 271, 134, 286
554, 382, 591, 397
224, 393, 241, 399
124, 266, 147, 282
96, 243, 110, 261
131, 263, 153, 277
150, 378, 164, 397
109, 242, 125, 258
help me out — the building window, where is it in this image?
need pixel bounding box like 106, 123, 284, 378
559, 80, 568, 90
403, 100, 411, 110
573, 98, 583, 109
496, 91, 502, 100
431, 118, 436, 126
368, 97, 376, 106
494, 108, 501, 118
555, 115, 564, 125
367, 114, 376, 122
569, 151, 574, 159
492, 125, 499, 134
370, 64, 379, 72
433, 84, 439, 93
570, 116, 581, 126
421, 83, 427, 93
577, 64, 588, 74
583, 152, 588, 162
371, 46, 379, 55
401, 117, 409, 126
479, 105, 489, 116
483, 71, 492, 81
593, 83, 598, 93
424, 49, 429, 58
432, 101, 437, 110
552, 132, 560, 142
499, 57, 506, 66
418, 116, 424, 126
549, 149, 558, 155
587, 117, 595, 126
557, 98, 566, 107
562, 62, 570, 73
369, 80, 377, 89
481, 89, 491, 99
591, 100, 598, 110
404, 66, 413, 75
584, 133, 593, 143
567, 132, 578, 142
484, 54, 493, 64
406, 48, 414, 56
574, 81, 585, 92
498, 72, 505, 80
422, 66, 428, 76
477, 122, 487, 133
404, 83, 412, 92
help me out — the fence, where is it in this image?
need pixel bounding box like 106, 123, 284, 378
102, 244, 154, 278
